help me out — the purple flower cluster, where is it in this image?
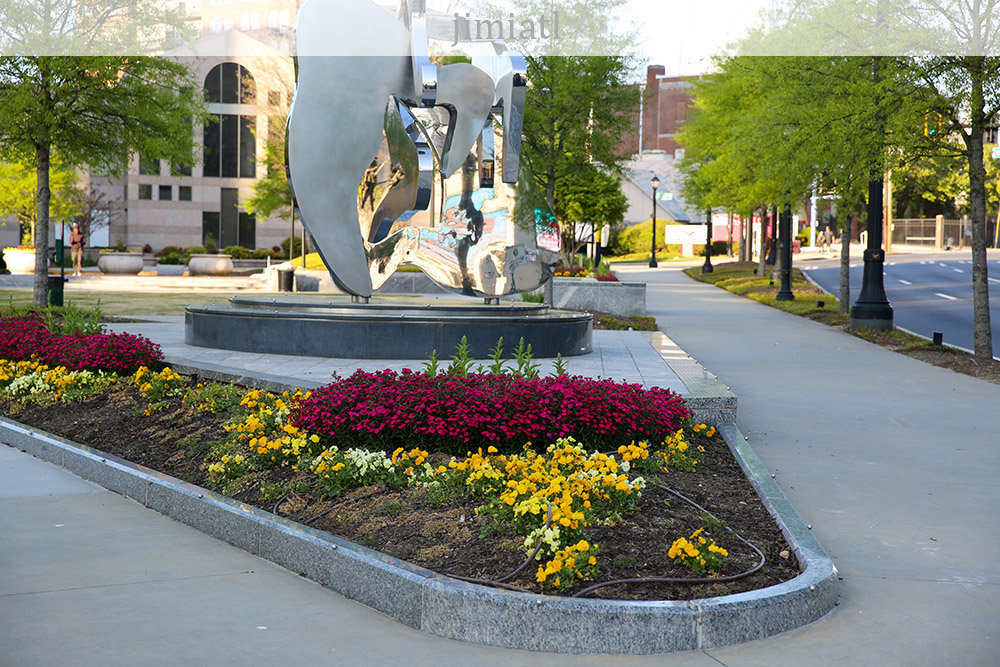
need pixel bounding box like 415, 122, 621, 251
0, 315, 163, 373
292, 370, 691, 455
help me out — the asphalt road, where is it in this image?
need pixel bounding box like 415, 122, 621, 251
800, 249, 1000, 354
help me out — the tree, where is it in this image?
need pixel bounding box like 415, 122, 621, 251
521, 54, 639, 262
0, 56, 203, 306
243, 119, 292, 223
904, 56, 1000, 358
0, 156, 82, 246
553, 164, 627, 258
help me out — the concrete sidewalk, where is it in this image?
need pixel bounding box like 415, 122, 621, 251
615, 263, 999, 665
2, 265, 997, 664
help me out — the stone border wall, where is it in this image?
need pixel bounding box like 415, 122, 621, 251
0, 417, 837, 654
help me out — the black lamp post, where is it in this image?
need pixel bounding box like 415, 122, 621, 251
702, 208, 714, 273
775, 201, 795, 301
849, 178, 893, 330
649, 176, 660, 268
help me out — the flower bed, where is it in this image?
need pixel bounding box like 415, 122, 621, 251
0, 315, 162, 373
292, 370, 690, 456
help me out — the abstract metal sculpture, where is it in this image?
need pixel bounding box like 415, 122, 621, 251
287, 0, 560, 299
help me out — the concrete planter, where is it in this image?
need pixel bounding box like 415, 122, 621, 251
550, 277, 647, 316
188, 253, 233, 276
98, 252, 144, 275
156, 264, 186, 276
2, 248, 37, 275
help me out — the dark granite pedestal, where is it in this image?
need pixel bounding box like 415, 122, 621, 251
185, 294, 593, 359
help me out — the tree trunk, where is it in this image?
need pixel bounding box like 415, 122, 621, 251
966, 56, 993, 359
757, 207, 768, 276
34, 141, 51, 308
839, 210, 854, 315
726, 212, 733, 257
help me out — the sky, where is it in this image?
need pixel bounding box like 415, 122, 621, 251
626, 0, 771, 77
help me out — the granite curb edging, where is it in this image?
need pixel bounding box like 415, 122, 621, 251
0, 413, 837, 654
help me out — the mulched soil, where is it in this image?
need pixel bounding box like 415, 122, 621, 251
2, 382, 797, 601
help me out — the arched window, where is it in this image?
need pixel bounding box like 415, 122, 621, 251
279, 9, 290, 28
240, 14, 250, 30
268, 10, 278, 27
250, 13, 260, 29
204, 63, 256, 104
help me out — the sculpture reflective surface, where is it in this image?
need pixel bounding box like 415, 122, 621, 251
287, 0, 559, 298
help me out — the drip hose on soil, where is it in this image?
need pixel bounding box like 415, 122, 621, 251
445, 503, 553, 592
303, 487, 386, 525
569, 482, 766, 598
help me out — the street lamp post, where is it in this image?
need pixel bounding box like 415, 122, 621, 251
649, 176, 660, 268
849, 178, 893, 330
702, 208, 713, 273
775, 201, 795, 301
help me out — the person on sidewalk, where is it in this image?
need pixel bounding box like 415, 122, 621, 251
69, 223, 85, 276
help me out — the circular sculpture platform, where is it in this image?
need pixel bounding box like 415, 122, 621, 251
185, 294, 592, 359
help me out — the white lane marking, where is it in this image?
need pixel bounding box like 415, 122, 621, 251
886, 262, 894, 266
939, 263, 948, 267
898, 279, 912, 285
920, 261, 927, 264
805, 265, 818, 270
953, 268, 964, 273
850, 263, 859, 268
935, 293, 958, 300
989, 277, 1000, 284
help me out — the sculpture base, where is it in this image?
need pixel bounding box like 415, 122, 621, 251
185, 294, 592, 359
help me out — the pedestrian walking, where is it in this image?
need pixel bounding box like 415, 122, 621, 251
69, 223, 85, 276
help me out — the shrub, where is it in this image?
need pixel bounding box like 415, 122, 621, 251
155, 245, 184, 258
142, 244, 153, 254
252, 248, 274, 260
0, 315, 162, 373
159, 251, 183, 265
222, 245, 253, 259
183, 246, 206, 262
291, 370, 691, 456
281, 236, 304, 259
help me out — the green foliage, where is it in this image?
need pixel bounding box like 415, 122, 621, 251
0, 55, 205, 306
280, 236, 303, 259
0, 157, 83, 245
606, 220, 682, 257
222, 245, 253, 259
446, 336, 474, 377
512, 338, 540, 378
252, 248, 275, 260
183, 246, 206, 262
554, 164, 628, 256
158, 251, 183, 265
521, 292, 544, 303
244, 118, 292, 222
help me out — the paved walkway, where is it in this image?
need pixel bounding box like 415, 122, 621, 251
2, 264, 997, 665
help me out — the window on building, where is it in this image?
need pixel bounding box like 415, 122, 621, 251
159, 185, 172, 200
179, 186, 192, 201
268, 11, 278, 27
138, 184, 152, 200
203, 114, 256, 178
139, 156, 160, 175
206, 189, 256, 249
251, 13, 260, 29
172, 162, 192, 177
204, 63, 256, 104
240, 14, 250, 30
202, 211, 220, 247
279, 9, 290, 28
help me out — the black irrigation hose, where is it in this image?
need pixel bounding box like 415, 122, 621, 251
570, 482, 766, 598
445, 503, 553, 592
272, 494, 289, 515
303, 487, 386, 525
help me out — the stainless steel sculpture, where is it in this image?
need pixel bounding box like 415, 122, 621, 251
287, 0, 560, 298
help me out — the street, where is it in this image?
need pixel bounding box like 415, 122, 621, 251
799, 249, 1000, 355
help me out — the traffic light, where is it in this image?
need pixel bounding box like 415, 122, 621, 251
924, 110, 942, 138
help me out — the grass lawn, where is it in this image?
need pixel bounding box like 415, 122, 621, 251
684, 262, 845, 321
0, 290, 247, 317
